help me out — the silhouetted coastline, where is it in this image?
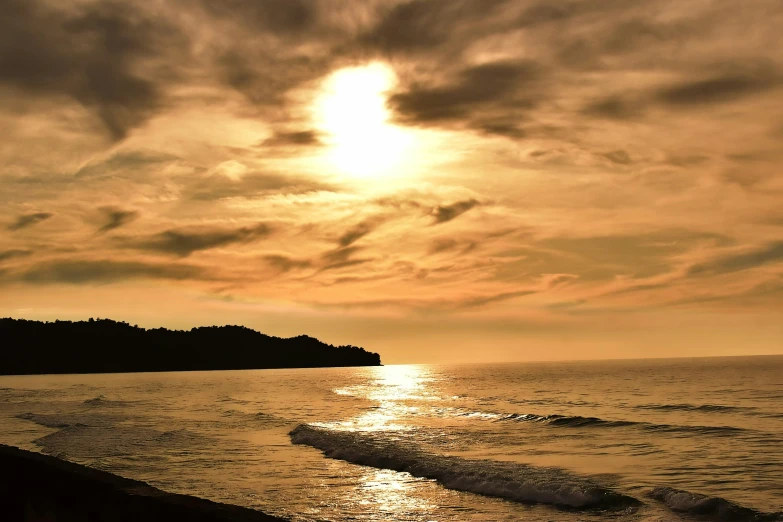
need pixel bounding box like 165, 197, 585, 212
0, 444, 288, 521
0, 318, 381, 375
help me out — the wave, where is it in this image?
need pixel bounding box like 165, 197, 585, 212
650, 487, 783, 522
636, 403, 755, 414
289, 424, 639, 510
18, 412, 80, 429
497, 412, 747, 436
83, 395, 126, 407
17, 412, 121, 429
219, 409, 293, 428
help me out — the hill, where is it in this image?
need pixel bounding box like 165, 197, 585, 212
0, 318, 381, 375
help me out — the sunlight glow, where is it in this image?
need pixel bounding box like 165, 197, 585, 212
326, 365, 437, 432
315, 63, 413, 179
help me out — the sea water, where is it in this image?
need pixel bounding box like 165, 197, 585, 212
0, 356, 781, 521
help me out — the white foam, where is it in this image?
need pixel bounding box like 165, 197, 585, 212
290, 424, 638, 510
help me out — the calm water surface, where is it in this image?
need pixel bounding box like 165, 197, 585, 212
1, 356, 781, 521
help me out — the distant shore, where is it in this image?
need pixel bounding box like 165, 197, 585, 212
0, 318, 381, 375
0, 444, 288, 522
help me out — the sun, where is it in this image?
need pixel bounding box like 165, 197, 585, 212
314, 63, 412, 179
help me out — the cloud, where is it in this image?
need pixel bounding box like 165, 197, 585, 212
0, 0, 184, 140
429, 237, 477, 255
7, 212, 53, 231
432, 199, 479, 224
6, 259, 213, 285
0, 249, 33, 262
197, 0, 317, 34
338, 217, 386, 247
264, 254, 311, 272
184, 172, 334, 201
582, 96, 644, 120
309, 288, 538, 312
456, 289, 537, 309
655, 70, 781, 107
127, 223, 273, 257
320, 246, 372, 272
601, 150, 633, 165
262, 130, 322, 147
688, 241, 783, 276
97, 207, 139, 233
493, 230, 732, 283
389, 61, 541, 129
362, 0, 511, 55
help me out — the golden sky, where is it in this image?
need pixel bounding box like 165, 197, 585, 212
1, 0, 782, 363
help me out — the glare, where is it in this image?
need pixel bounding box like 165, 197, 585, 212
315, 63, 413, 179
327, 365, 437, 432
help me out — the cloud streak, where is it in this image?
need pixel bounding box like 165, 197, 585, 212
97, 207, 139, 234
7, 212, 53, 231
126, 223, 273, 257
432, 199, 479, 224
688, 242, 783, 277
3, 259, 214, 285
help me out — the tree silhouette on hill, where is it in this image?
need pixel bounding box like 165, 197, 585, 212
0, 318, 381, 375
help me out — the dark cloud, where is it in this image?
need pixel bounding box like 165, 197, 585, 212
0, 0, 184, 140
601, 150, 633, 165
432, 199, 480, 224
429, 238, 477, 255
8, 259, 212, 285
584, 65, 781, 121
688, 241, 783, 277
7, 212, 53, 231
264, 255, 311, 272
0, 249, 33, 262
338, 218, 386, 247
216, 51, 332, 107
128, 223, 272, 257
320, 246, 372, 272
656, 70, 781, 107
457, 289, 537, 309
185, 173, 334, 201
262, 130, 323, 147
363, 0, 510, 55
429, 238, 460, 254
477, 121, 526, 139
389, 60, 541, 131
583, 96, 643, 120
197, 0, 317, 34
97, 207, 139, 234
602, 18, 677, 55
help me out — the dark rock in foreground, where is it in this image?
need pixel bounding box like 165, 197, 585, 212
0, 444, 288, 522
0, 318, 381, 375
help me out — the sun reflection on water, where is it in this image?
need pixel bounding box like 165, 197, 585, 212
328, 365, 440, 432
357, 468, 435, 518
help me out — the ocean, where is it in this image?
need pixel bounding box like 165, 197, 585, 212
1, 356, 781, 521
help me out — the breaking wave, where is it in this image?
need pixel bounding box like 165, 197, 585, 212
650, 487, 783, 522
289, 424, 639, 510
497, 412, 748, 436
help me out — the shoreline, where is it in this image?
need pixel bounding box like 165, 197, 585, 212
0, 444, 288, 522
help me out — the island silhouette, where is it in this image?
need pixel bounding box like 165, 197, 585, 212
0, 318, 381, 375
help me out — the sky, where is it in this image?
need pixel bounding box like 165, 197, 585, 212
1, 0, 782, 363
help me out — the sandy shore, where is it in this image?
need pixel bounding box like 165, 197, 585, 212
0, 444, 288, 522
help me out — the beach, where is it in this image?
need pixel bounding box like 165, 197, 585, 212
0, 444, 286, 522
